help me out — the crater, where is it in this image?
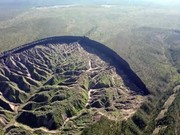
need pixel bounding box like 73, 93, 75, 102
0, 36, 149, 132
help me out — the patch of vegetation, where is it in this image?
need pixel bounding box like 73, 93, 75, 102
6, 126, 31, 135
82, 116, 121, 135
0, 129, 4, 135
132, 115, 146, 130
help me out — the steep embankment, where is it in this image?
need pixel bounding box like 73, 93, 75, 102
0, 36, 149, 134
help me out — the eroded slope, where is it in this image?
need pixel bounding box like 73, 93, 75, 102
0, 36, 148, 134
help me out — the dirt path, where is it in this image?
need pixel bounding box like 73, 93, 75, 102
88, 60, 92, 71
152, 85, 180, 135
85, 89, 96, 107
121, 109, 136, 120
97, 111, 117, 121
